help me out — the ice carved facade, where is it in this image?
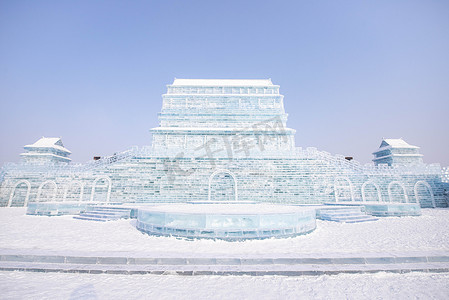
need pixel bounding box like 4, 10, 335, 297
0, 79, 447, 208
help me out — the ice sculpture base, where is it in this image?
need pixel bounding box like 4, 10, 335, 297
136, 204, 316, 240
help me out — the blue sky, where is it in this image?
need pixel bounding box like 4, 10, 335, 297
1, 0, 448, 166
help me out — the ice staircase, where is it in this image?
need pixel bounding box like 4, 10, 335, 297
319, 208, 378, 223
73, 206, 132, 222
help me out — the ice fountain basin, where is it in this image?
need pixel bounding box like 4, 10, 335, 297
136, 203, 316, 240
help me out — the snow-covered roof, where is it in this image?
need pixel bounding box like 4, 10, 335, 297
171, 79, 275, 87
24, 137, 72, 154
382, 139, 418, 148
373, 138, 420, 155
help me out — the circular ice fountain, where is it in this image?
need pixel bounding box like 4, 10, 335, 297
136, 203, 316, 240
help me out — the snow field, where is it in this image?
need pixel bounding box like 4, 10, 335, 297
0, 208, 448, 255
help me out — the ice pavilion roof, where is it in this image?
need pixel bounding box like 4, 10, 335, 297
24, 137, 72, 154
373, 138, 420, 154
171, 79, 275, 87
381, 138, 419, 149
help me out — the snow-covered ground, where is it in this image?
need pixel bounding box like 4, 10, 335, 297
0, 208, 448, 255
1, 271, 448, 300
1, 208, 448, 299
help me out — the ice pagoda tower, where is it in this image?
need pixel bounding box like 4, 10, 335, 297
151, 79, 296, 157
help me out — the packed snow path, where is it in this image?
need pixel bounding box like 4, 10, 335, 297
0, 208, 448, 255
1, 271, 448, 299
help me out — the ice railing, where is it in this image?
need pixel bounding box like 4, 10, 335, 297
0, 145, 442, 177
0, 168, 5, 185
134, 146, 441, 176
0, 146, 140, 175
79, 146, 139, 171
294, 147, 442, 175
295, 147, 363, 172
0, 161, 75, 174
442, 167, 449, 183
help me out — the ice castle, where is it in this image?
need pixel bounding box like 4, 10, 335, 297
0, 79, 447, 209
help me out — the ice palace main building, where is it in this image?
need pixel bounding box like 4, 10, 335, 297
0, 79, 447, 209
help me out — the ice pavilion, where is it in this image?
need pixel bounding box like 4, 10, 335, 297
0, 79, 447, 210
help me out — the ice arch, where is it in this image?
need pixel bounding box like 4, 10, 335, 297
8, 180, 31, 207
63, 181, 85, 202
361, 181, 382, 202
414, 181, 435, 208
334, 177, 354, 202
36, 180, 57, 202
90, 176, 112, 203
388, 181, 408, 203
208, 169, 238, 202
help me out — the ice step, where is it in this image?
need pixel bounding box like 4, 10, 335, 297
88, 207, 132, 215
321, 218, 378, 224
321, 209, 362, 213
84, 210, 124, 215
88, 209, 126, 214
73, 215, 108, 222
321, 211, 363, 217
319, 209, 378, 223
78, 213, 119, 219
321, 213, 363, 218
320, 209, 361, 213
343, 218, 378, 223
91, 207, 131, 212
322, 215, 378, 222
322, 213, 374, 219
85, 211, 122, 216
321, 208, 362, 212
74, 207, 131, 221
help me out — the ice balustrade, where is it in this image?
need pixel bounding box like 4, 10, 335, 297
441, 167, 449, 183
0, 144, 443, 207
